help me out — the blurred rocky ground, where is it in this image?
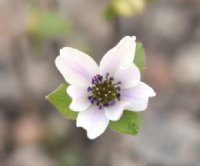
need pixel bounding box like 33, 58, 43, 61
0, 0, 200, 166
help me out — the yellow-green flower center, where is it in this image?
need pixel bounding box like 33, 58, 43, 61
87, 73, 121, 109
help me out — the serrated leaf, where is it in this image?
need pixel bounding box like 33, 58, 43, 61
109, 111, 141, 135
134, 42, 145, 73
46, 83, 78, 120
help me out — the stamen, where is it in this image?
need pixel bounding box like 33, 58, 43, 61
87, 87, 92, 92
87, 73, 122, 109
116, 87, 121, 91
109, 77, 114, 81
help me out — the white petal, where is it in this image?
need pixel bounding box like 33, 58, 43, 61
123, 98, 149, 112
105, 101, 125, 121
115, 64, 141, 89
67, 85, 90, 112
76, 106, 109, 139
55, 47, 99, 85
121, 82, 156, 111
100, 36, 136, 76
123, 82, 156, 98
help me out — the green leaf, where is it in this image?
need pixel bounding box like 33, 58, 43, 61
109, 111, 141, 135
134, 42, 145, 73
29, 9, 71, 38
46, 83, 78, 120
104, 4, 116, 21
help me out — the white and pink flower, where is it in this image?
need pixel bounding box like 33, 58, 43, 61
55, 36, 155, 139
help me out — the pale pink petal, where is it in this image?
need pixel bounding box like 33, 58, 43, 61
121, 82, 156, 111
67, 85, 90, 112
115, 64, 141, 89
76, 106, 109, 139
55, 47, 98, 85
104, 101, 125, 121
99, 36, 136, 76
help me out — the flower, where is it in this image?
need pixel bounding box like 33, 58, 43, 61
55, 36, 156, 139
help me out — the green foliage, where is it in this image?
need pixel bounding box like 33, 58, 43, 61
104, 4, 116, 21
46, 84, 78, 120
109, 111, 141, 135
134, 42, 145, 73
29, 9, 71, 38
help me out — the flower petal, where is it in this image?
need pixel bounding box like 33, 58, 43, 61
123, 82, 156, 98
55, 47, 99, 85
76, 106, 109, 139
99, 36, 136, 76
123, 98, 149, 112
105, 101, 125, 121
121, 82, 156, 111
67, 85, 90, 112
115, 64, 141, 89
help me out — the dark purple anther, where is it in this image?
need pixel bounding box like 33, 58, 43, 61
116, 87, 121, 91
93, 75, 101, 84
87, 87, 92, 92
88, 96, 95, 104
108, 100, 115, 106
96, 100, 100, 106
97, 75, 103, 81
92, 79, 95, 84
109, 77, 114, 81
106, 73, 109, 79
116, 93, 121, 100
103, 103, 108, 107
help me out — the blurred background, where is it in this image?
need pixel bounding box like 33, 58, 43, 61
1, 0, 200, 165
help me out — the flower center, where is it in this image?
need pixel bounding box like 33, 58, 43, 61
87, 73, 121, 109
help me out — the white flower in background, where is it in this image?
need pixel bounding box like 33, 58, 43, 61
55, 36, 156, 139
